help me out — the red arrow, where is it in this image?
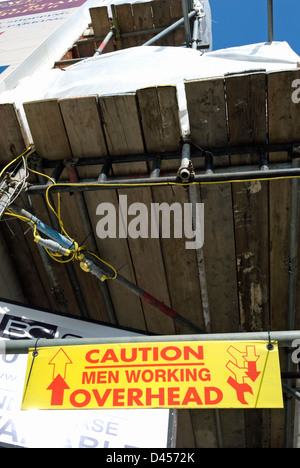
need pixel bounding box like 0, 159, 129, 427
246, 361, 261, 382
47, 374, 70, 406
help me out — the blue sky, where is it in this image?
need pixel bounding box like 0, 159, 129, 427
210, 0, 300, 56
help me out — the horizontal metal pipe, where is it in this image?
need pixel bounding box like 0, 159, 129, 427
39, 143, 298, 169
26, 166, 300, 195
2, 330, 300, 354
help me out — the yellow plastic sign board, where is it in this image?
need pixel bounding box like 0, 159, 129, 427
21, 341, 283, 410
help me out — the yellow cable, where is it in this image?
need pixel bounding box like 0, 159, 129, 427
0, 145, 34, 179
87, 250, 117, 280
43, 174, 300, 195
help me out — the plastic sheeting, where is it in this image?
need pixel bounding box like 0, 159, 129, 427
1, 41, 299, 137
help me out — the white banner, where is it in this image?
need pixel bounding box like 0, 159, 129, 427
0, 300, 174, 448
0, 0, 96, 93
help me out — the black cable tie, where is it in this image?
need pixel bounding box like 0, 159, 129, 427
267, 326, 274, 351
25, 338, 40, 387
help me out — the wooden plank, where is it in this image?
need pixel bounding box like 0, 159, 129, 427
84, 187, 148, 331
152, 0, 173, 46
100, 92, 175, 334
231, 175, 270, 335
123, 187, 175, 335
70, 94, 145, 328
151, 184, 205, 335
59, 96, 107, 158
0, 230, 25, 303
0, 217, 52, 310
137, 85, 200, 333
226, 72, 269, 333
0, 104, 27, 164
28, 191, 82, 316
267, 70, 296, 448
100, 93, 144, 156
170, 0, 185, 46
199, 183, 239, 332
176, 410, 195, 447
131, 1, 154, 45
226, 73, 270, 447
185, 77, 228, 149
268, 179, 289, 444
191, 410, 218, 448
89, 6, 112, 37
268, 69, 300, 144
137, 85, 182, 163
226, 73, 267, 166
23, 99, 72, 160
115, 3, 138, 48
226, 73, 267, 147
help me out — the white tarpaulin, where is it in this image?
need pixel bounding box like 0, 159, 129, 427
0, 0, 212, 94
1, 41, 299, 137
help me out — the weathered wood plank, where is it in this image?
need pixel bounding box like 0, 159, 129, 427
226, 72, 270, 447
115, 3, 138, 48
23, 99, 72, 160
152, 0, 173, 46
131, 2, 154, 45
170, 0, 185, 46
226, 72, 269, 333
59, 96, 107, 159
267, 69, 296, 448
226, 73, 267, 166
151, 184, 204, 335
100, 92, 175, 333
89, 6, 111, 38
137, 85, 182, 164
268, 69, 300, 144
0, 230, 25, 302
138, 85, 200, 333
100, 93, 144, 156
0, 217, 52, 310
0, 104, 27, 164
199, 183, 239, 332
185, 77, 228, 149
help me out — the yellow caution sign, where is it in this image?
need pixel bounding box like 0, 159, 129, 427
21, 341, 283, 410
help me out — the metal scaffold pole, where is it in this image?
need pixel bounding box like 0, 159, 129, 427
2, 330, 300, 354
268, 0, 274, 42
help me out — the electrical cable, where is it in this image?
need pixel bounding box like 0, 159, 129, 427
3, 144, 300, 284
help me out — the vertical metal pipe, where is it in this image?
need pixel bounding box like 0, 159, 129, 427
267, 0, 274, 42
150, 157, 161, 179
97, 160, 111, 182
178, 143, 192, 181
285, 157, 300, 448
192, 13, 199, 50
182, 0, 192, 46
111, 4, 122, 50
188, 180, 223, 448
